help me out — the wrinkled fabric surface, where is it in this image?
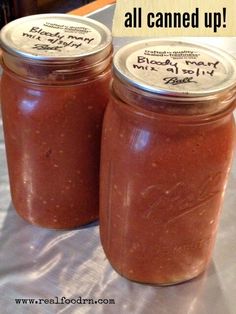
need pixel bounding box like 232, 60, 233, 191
0, 5, 236, 314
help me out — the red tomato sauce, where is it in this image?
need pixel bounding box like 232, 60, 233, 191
1, 68, 111, 228
100, 86, 236, 285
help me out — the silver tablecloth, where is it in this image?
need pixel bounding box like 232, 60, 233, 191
0, 5, 236, 314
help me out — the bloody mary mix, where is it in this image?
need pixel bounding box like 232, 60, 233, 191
0, 14, 112, 228
100, 40, 236, 284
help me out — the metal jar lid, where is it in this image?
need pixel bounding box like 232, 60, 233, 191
113, 39, 236, 98
0, 14, 112, 63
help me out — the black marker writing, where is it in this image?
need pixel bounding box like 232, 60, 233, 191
22, 33, 41, 41
138, 56, 178, 68
67, 36, 95, 44
30, 27, 65, 40
22, 26, 96, 52
133, 64, 158, 71
185, 60, 219, 69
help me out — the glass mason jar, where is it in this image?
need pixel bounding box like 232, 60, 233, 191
100, 40, 236, 285
0, 14, 112, 229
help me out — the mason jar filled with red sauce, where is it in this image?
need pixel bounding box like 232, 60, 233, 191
0, 14, 112, 229
100, 40, 236, 285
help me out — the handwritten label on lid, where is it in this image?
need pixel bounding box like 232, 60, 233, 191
0, 14, 113, 60
114, 41, 236, 96
11, 19, 101, 57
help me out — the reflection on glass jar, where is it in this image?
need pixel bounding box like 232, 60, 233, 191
0, 14, 112, 229
100, 40, 236, 285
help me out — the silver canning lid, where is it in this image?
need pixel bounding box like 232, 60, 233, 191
113, 39, 236, 98
0, 14, 112, 62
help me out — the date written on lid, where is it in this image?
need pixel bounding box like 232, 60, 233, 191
114, 40, 236, 97
0, 14, 111, 60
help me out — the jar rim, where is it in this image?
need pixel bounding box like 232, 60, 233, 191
111, 78, 236, 123
1, 50, 112, 85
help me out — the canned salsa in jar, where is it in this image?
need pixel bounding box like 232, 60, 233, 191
100, 40, 236, 285
0, 14, 112, 229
